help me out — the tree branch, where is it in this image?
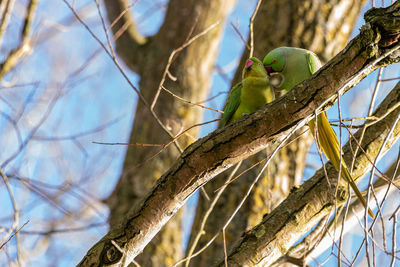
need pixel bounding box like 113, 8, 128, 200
77, 3, 400, 266
0, 0, 37, 80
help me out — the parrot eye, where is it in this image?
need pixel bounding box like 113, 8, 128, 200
272, 59, 277, 64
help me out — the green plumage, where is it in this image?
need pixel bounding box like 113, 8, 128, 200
221, 57, 275, 127
263, 47, 374, 218
263, 47, 322, 94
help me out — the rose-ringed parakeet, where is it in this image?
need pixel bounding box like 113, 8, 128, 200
263, 47, 374, 218
221, 57, 275, 126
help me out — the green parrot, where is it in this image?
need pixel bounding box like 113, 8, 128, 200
263, 47, 374, 218
221, 57, 275, 126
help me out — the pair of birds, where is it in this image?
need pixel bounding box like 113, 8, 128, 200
221, 47, 374, 218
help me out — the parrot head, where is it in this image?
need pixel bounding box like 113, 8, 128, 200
262, 48, 286, 75
263, 48, 286, 89
242, 57, 268, 79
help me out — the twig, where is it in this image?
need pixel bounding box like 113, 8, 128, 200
1, 85, 62, 168
93, 0, 117, 58
379, 76, 400, 82
0, 0, 15, 46
214, 127, 310, 192
34, 117, 122, 141
350, 68, 383, 174
344, 125, 400, 189
93, 142, 164, 147
161, 85, 223, 114
125, 119, 220, 170
150, 20, 220, 110
223, 228, 228, 267
0, 0, 37, 80
364, 112, 400, 264
283, 214, 331, 263
248, 0, 263, 58
337, 90, 345, 267
0, 221, 29, 250
184, 162, 241, 267
61, 0, 184, 152
389, 205, 399, 267
0, 169, 21, 265
230, 22, 250, 50
107, 0, 140, 33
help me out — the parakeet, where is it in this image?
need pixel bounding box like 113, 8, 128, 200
263, 47, 374, 218
221, 57, 275, 127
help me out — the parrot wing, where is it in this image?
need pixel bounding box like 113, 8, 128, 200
221, 82, 242, 127
306, 52, 320, 75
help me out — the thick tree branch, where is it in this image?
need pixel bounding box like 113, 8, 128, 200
220, 81, 400, 266
77, 3, 400, 266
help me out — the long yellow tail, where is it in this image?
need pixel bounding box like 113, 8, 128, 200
308, 113, 375, 218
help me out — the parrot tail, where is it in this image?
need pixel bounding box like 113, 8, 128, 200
309, 113, 375, 218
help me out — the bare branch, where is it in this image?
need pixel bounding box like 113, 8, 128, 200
150, 21, 221, 111
61, 0, 185, 153
0, 169, 21, 265
184, 163, 242, 267
248, 0, 263, 58
103, 0, 147, 71
0, 0, 37, 80
0, 0, 16, 46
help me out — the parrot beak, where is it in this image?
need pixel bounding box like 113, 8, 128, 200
245, 59, 253, 71
264, 65, 273, 76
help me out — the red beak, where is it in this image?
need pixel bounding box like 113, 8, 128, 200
245, 60, 253, 70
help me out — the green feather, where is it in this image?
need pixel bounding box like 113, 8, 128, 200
263, 47, 374, 218
221, 82, 242, 126
221, 57, 275, 127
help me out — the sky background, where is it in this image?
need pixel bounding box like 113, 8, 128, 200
0, 0, 399, 266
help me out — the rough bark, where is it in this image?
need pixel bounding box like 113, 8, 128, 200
103, 0, 235, 265
187, 0, 365, 265
218, 80, 400, 266
77, 3, 400, 264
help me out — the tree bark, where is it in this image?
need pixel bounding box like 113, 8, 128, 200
187, 0, 365, 265
103, 0, 235, 265
77, 3, 400, 264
